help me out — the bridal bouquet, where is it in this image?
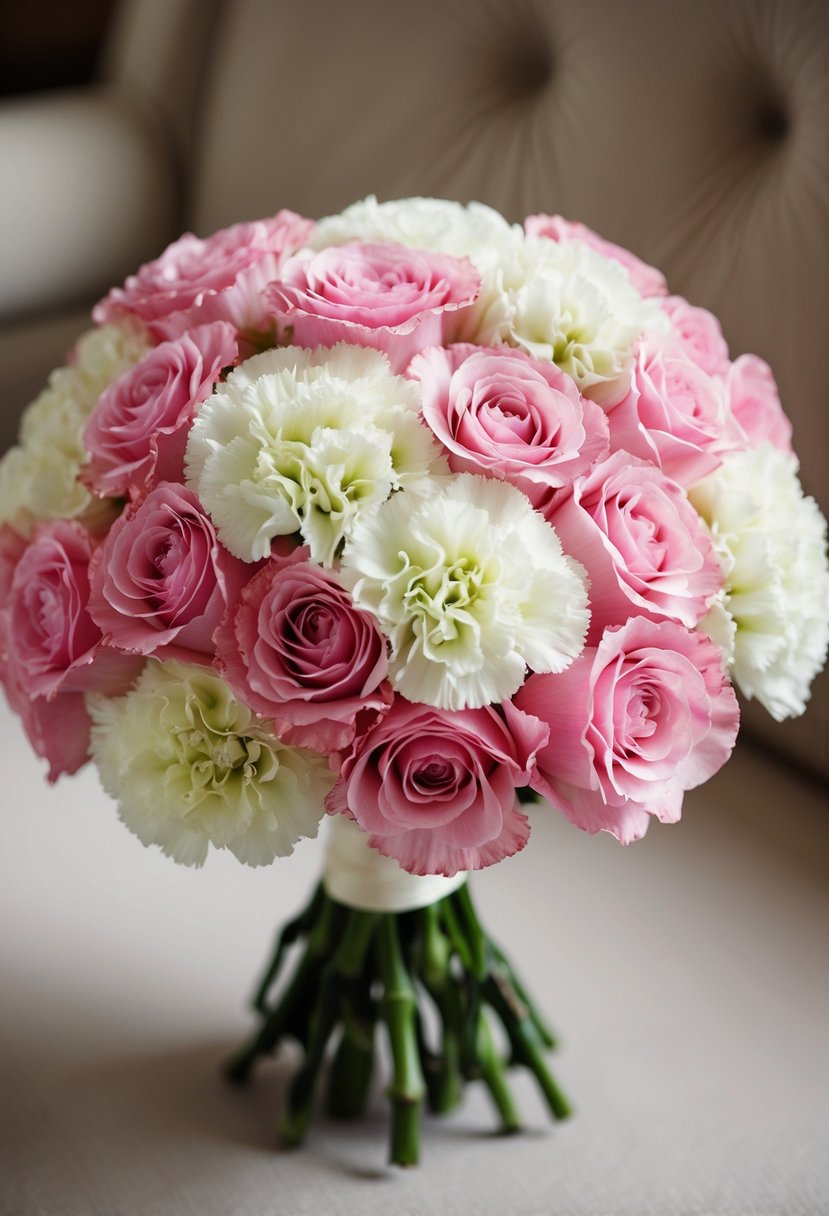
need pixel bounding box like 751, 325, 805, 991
2, 196, 827, 1166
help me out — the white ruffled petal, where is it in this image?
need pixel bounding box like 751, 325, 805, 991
690, 444, 829, 720
88, 661, 333, 868
343, 472, 590, 710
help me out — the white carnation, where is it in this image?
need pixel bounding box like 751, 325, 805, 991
310, 195, 522, 263
460, 235, 666, 406
0, 322, 150, 528
185, 343, 446, 565
697, 592, 738, 665
27, 321, 150, 437
89, 661, 333, 867
0, 439, 91, 529
689, 444, 829, 720
312, 199, 662, 407
341, 473, 590, 710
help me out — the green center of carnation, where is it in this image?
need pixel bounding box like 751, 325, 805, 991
171, 702, 279, 809
403, 554, 493, 655
552, 327, 582, 366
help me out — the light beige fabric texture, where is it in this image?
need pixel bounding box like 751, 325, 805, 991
0, 0, 826, 778
1, 696, 827, 1215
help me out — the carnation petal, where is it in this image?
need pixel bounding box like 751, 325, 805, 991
186, 344, 445, 564
689, 444, 829, 719
89, 661, 333, 868
343, 472, 589, 710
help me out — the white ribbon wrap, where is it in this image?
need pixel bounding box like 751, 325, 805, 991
323, 816, 467, 913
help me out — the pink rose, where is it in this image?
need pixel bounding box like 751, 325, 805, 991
606, 333, 745, 485
0, 524, 27, 610
410, 344, 609, 512
82, 322, 238, 499
662, 296, 730, 375
88, 483, 249, 664
0, 653, 91, 782
548, 451, 722, 641
216, 550, 391, 753
3, 519, 141, 700
515, 618, 739, 843
326, 698, 548, 876
93, 211, 314, 339
525, 214, 668, 298
726, 354, 793, 454
0, 524, 95, 781
265, 242, 480, 372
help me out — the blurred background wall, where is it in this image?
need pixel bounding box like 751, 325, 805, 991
0, 2, 115, 97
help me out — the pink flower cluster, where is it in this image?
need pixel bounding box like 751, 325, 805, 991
1, 200, 801, 876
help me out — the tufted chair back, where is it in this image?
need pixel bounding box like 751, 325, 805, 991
184, 1, 829, 494
100, 0, 829, 778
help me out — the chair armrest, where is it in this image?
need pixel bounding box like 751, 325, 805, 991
0, 85, 177, 322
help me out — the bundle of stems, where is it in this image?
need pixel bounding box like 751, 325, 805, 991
226, 880, 571, 1166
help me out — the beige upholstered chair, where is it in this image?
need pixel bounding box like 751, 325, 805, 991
1, 0, 826, 775
1, 7, 828, 1213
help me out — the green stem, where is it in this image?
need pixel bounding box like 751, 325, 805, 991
419, 902, 450, 988
376, 915, 425, 1167
225, 894, 340, 1083
280, 909, 378, 1147
252, 883, 324, 1013
488, 940, 557, 1049
420, 983, 465, 1113
476, 1010, 521, 1133
458, 884, 556, 1048
326, 1016, 375, 1119
439, 896, 475, 973
225, 881, 573, 1162
449, 884, 488, 980
325, 947, 377, 1120
483, 973, 572, 1121
416, 904, 464, 1113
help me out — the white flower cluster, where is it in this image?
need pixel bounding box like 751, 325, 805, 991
342, 473, 590, 710
0, 324, 149, 529
690, 444, 829, 720
460, 235, 667, 406
89, 661, 333, 866
185, 344, 445, 565
311, 195, 521, 261
313, 197, 665, 407
5, 194, 826, 877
